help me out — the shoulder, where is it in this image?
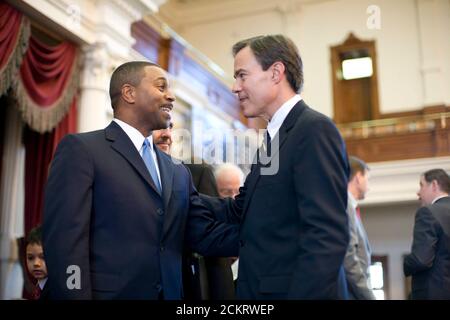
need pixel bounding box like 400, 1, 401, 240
58, 129, 105, 148
184, 162, 214, 174
293, 102, 340, 135
415, 205, 435, 223
159, 151, 190, 176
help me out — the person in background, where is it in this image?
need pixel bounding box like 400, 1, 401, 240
26, 225, 48, 300
344, 156, 376, 300
404, 168, 450, 299
214, 163, 245, 199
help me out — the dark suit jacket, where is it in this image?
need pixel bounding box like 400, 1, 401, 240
202, 100, 349, 299
38, 282, 50, 300
404, 196, 450, 299
43, 121, 238, 300
183, 163, 235, 300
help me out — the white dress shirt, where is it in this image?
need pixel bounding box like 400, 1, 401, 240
266, 94, 302, 139
348, 191, 358, 212
38, 277, 47, 290
113, 119, 162, 186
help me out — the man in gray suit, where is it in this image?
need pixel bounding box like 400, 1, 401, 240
404, 168, 450, 299
344, 156, 376, 300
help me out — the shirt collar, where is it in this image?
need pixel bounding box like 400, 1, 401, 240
348, 191, 358, 210
38, 277, 47, 290
432, 195, 448, 204
113, 119, 153, 152
267, 94, 302, 139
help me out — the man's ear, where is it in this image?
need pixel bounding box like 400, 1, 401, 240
271, 62, 285, 84
431, 180, 440, 192
355, 171, 364, 185
121, 84, 135, 104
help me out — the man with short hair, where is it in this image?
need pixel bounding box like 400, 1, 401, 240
202, 35, 349, 299
344, 156, 376, 300
43, 61, 238, 300
404, 168, 450, 299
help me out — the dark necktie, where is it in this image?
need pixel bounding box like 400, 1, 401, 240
263, 130, 271, 156
33, 285, 41, 300
142, 139, 162, 193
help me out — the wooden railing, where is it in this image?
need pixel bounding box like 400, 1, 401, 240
338, 110, 450, 162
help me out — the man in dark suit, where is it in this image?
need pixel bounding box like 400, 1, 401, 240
42, 61, 238, 300
153, 127, 235, 300
201, 35, 349, 299
404, 168, 450, 299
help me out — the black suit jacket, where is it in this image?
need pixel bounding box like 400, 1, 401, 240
43, 121, 238, 300
404, 196, 450, 299
202, 100, 349, 299
183, 163, 235, 300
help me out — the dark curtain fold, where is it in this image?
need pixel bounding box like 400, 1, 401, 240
24, 97, 77, 236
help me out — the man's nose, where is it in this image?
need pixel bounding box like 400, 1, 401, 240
232, 81, 241, 94
166, 89, 176, 102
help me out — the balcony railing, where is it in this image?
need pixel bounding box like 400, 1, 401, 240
337, 112, 450, 162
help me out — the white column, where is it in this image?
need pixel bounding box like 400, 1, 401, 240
78, 42, 112, 132
416, 0, 450, 106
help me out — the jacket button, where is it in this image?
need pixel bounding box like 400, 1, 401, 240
160, 245, 165, 252
239, 240, 245, 247
157, 208, 164, 216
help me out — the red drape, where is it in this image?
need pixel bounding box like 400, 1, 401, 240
20, 37, 77, 107
16, 36, 78, 133
0, 3, 22, 69
0, 2, 29, 96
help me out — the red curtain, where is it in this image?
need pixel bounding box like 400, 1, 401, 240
16, 36, 79, 133
20, 37, 77, 107
0, 2, 30, 96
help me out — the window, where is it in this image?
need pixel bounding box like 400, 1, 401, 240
342, 57, 373, 80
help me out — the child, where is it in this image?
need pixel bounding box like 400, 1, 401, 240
26, 225, 48, 300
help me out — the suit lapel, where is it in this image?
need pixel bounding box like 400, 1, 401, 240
242, 100, 307, 216
106, 121, 161, 196
157, 148, 179, 241
155, 146, 174, 210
